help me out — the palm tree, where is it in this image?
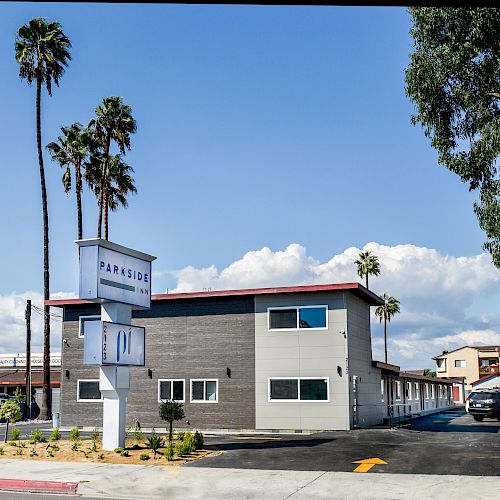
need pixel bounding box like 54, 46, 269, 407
85, 153, 137, 239
47, 123, 91, 240
375, 294, 400, 364
355, 250, 381, 289
16, 18, 71, 420
91, 96, 136, 240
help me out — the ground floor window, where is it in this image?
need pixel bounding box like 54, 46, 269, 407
405, 381, 412, 400
268, 377, 329, 402
395, 381, 402, 401
414, 382, 419, 400
158, 379, 185, 402
77, 380, 102, 402
191, 379, 218, 403
425, 383, 430, 399
381, 379, 385, 402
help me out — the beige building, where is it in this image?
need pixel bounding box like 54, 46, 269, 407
433, 346, 500, 393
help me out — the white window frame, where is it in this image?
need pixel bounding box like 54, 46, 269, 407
406, 381, 412, 400
380, 379, 385, 402
77, 379, 102, 402
431, 384, 435, 399
425, 383, 430, 399
78, 315, 101, 338
268, 377, 330, 402
436, 358, 446, 369
267, 305, 328, 332
190, 379, 219, 403
158, 379, 185, 403
414, 382, 419, 400
454, 359, 466, 368
395, 380, 402, 401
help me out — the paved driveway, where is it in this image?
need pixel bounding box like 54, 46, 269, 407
188, 408, 500, 476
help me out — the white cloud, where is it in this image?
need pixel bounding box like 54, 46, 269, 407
170, 242, 500, 369
0, 291, 77, 355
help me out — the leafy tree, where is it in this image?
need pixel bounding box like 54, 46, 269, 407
47, 123, 92, 239
405, 7, 500, 267
0, 401, 22, 443
15, 17, 71, 419
354, 251, 381, 289
423, 368, 436, 378
159, 400, 185, 442
91, 96, 137, 240
375, 293, 400, 364
85, 153, 137, 239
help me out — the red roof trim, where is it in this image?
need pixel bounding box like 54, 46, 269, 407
45, 282, 384, 307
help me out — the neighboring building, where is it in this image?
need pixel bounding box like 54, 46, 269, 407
471, 372, 500, 392
0, 352, 61, 413
433, 346, 500, 395
47, 283, 454, 432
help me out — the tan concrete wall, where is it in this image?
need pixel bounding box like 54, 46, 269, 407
435, 347, 479, 390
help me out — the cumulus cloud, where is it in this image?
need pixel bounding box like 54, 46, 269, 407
171, 242, 500, 369
0, 291, 77, 355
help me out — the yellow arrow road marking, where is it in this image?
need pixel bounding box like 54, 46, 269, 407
352, 458, 388, 473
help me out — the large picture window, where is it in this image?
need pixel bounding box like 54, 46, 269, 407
77, 380, 102, 402
268, 377, 329, 402
268, 306, 328, 331
190, 379, 218, 403
79, 315, 101, 338
158, 379, 185, 403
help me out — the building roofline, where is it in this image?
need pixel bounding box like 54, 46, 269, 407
45, 282, 385, 308
432, 345, 500, 360
471, 373, 500, 386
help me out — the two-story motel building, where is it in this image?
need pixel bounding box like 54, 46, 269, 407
47, 283, 454, 432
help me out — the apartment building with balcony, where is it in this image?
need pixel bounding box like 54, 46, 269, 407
433, 346, 500, 394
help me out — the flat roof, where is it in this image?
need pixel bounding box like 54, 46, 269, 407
46, 282, 384, 307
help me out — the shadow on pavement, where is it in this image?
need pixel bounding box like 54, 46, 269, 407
207, 437, 334, 452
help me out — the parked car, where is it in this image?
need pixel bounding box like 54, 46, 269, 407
467, 389, 500, 421
465, 389, 486, 412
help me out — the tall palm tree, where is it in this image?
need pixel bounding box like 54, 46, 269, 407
375, 293, 400, 364
85, 153, 137, 239
91, 96, 136, 240
355, 250, 381, 289
47, 123, 91, 240
16, 18, 71, 420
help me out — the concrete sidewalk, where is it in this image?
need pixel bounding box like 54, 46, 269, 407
0, 459, 499, 499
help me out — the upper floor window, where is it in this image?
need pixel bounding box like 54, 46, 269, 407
79, 315, 101, 338
158, 379, 185, 403
454, 360, 466, 368
268, 306, 328, 331
436, 358, 446, 370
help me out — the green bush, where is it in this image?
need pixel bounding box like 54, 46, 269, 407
91, 428, 100, 442
11, 427, 21, 441
7, 441, 16, 446
146, 429, 164, 459
184, 432, 194, 453
133, 426, 144, 444
139, 453, 150, 460
114, 447, 124, 454
165, 441, 175, 461
31, 428, 42, 444
15, 448, 23, 456
70, 427, 80, 442
30, 448, 38, 457
193, 431, 204, 450
176, 431, 185, 442
71, 442, 78, 451
120, 449, 130, 457
51, 444, 60, 452
91, 441, 98, 452
175, 439, 189, 457
0, 401, 21, 443
50, 428, 61, 441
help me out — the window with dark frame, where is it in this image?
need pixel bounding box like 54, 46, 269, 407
269, 378, 328, 401
78, 380, 101, 401
269, 306, 327, 330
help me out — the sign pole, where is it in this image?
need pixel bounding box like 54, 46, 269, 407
25, 299, 31, 419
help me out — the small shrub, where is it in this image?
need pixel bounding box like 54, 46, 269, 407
125, 425, 132, 439
91, 441, 98, 452
7, 441, 17, 447
146, 429, 164, 459
71, 442, 79, 451
165, 441, 175, 461
19, 441, 26, 449
91, 428, 100, 442
30, 448, 38, 457
193, 431, 204, 450
11, 427, 20, 441
51, 444, 60, 452
176, 431, 185, 442
120, 449, 130, 457
47, 450, 55, 458
15, 448, 23, 456
31, 428, 42, 444
50, 428, 61, 441
133, 426, 144, 444
0, 447, 4, 456
184, 432, 194, 453
175, 439, 189, 457
97, 453, 104, 460
28, 439, 35, 445
114, 447, 124, 454
139, 453, 150, 461
81, 450, 91, 458
70, 427, 80, 442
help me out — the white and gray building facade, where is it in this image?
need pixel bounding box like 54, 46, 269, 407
48, 283, 454, 431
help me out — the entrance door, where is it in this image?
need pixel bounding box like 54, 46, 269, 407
453, 386, 459, 402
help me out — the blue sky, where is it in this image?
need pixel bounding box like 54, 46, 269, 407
0, 4, 498, 367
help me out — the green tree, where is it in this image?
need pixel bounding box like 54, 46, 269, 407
47, 123, 92, 240
405, 7, 500, 267
375, 294, 400, 364
0, 401, 22, 443
85, 153, 137, 239
423, 369, 436, 378
354, 251, 381, 289
15, 18, 71, 419
159, 400, 185, 442
91, 96, 137, 240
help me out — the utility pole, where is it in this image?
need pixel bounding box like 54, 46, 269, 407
25, 299, 31, 420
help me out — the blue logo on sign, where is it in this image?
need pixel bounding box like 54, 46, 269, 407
116, 330, 131, 362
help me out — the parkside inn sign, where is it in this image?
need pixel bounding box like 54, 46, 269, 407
0, 353, 61, 368
78, 239, 155, 309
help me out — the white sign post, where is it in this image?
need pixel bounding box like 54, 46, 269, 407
77, 239, 156, 451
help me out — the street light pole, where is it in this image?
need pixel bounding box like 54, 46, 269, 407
25, 299, 31, 420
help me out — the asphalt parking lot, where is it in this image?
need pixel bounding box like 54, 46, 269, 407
188, 407, 500, 476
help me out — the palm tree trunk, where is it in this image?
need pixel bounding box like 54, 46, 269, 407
104, 196, 109, 241
75, 161, 83, 240
98, 134, 111, 239
384, 314, 388, 364
36, 74, 51, 420
365, 275, 369, 289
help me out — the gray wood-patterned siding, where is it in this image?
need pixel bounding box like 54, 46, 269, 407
60, 298, 255, 430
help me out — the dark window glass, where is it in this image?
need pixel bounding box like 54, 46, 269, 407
192, 381, 204, 400
300, 379, 328, 400
270, 379, 298, 400
79, 381, 101, 400
160, 381, 171, 400
471, 392, 496, 400
299, 307, 327, 329
172, 381, 184, 400
270, 309, 297, 329
79, 316, 101, 337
